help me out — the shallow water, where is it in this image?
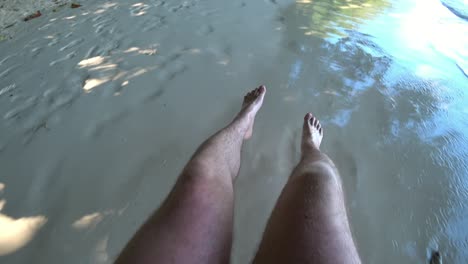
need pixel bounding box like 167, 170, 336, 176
0, 0, 467, 263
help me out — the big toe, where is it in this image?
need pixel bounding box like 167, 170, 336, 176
258, 85, 266, 94
244, 85, 266, 103
253, 85, 266, 101
303, 113, 313, 134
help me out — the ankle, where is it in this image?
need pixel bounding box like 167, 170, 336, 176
230, 115, 250, 134
301, 144, 321, 157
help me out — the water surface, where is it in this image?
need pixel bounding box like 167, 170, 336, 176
0, 0, 467, 263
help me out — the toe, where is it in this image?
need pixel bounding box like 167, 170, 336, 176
247, 86, 266, 99
303, 114, 312, 132
319, 127, 323, 134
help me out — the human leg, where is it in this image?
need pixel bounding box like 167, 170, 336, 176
254, 113, 360, 264
116, 86, 266, 264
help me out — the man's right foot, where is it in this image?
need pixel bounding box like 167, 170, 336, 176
238, 85, 266, 139
302, 113, 323, 151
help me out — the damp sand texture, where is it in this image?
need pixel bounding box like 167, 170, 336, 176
1, 0, 468, 263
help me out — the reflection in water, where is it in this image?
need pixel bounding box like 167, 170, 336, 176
72, 212, 104, 229
288, 0, 391, 39
0, 0, 466, 262
363, 0, 468, 79
94, 236, 110, 263
0, 214, 47, 256
441, 0, 468, 20
275, 0, 468, 262
0, 185, 47, 256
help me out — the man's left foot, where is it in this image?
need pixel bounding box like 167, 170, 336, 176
302, 113, 323, 152
239, 85, 266, 139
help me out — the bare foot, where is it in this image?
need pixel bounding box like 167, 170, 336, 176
302, 113, 323, 151
238, 85, 266, 139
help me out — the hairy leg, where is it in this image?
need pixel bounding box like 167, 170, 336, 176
254, 113, 360, 264
116, 86, 266, 264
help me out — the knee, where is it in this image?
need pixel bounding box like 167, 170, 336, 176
301, 150, 333, 164
292, 160, 340, 185
182, 158, 233, 187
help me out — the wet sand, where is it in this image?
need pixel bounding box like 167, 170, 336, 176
1, 0, 467, 263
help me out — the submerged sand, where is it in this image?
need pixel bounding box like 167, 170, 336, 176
1, 0, 467, 263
